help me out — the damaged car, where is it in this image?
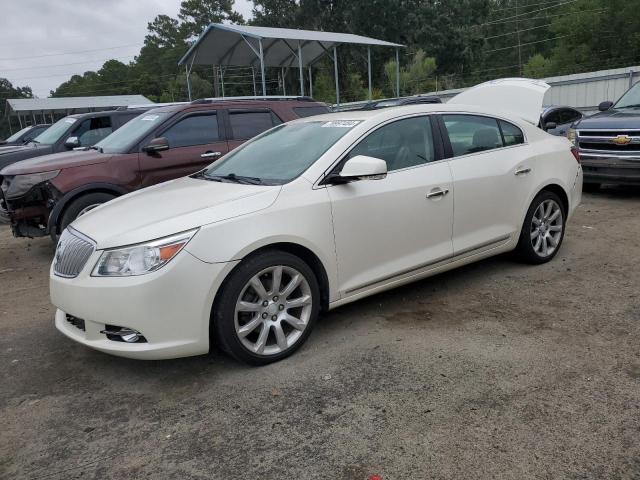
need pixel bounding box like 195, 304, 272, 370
0, 97, 328, 239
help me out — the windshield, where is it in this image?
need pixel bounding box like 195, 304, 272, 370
94, 111, 169, 154
615, 82, 640, 108
33, 117, 76, 145
201, 120, 360, 185
5, 126, 33, 142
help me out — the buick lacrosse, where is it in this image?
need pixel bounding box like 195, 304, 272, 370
51, 79, 583, 364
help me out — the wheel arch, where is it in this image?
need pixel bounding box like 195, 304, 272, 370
211, 241, 331, 319
537, 182, 569, 215
48, 183, 128, 234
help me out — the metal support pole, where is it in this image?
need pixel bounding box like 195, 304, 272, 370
395, 48, 400, 97
252, 67, 257, 97
185, 64, 192, 101
308, 66, 313, 98
367, 46, 372, 100
334, 46, 340, 105
18, 114, 22, 129
298, 42, 304, 96
282, 68, 286, 95
259, 39, 266, 96
220, 67, 225, 97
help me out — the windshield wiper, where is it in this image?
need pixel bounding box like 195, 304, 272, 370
618, 104, 640, 108
204, 173, 263, 185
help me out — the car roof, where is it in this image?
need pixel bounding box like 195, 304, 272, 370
145, 97, 327, 115
292, 102, 531, 126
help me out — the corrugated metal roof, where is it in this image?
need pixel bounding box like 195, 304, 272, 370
179, 24, 404, 67
6, 95, 153, 113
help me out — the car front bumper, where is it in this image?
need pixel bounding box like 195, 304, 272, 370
581, 156, 640, 185
51, 248, 238, 360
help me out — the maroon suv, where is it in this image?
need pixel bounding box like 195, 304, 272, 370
0, 97, 328, 240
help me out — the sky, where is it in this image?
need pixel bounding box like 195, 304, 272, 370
0, 0, 253, 98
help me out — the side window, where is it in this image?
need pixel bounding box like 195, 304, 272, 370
229, 111, 279, 140
74, 116, 113, 146
163, 113, 219, 148
499, 120, 525, 146
293, 106, 330, 118
347, 116, 435, 172
442, 115, 503, 156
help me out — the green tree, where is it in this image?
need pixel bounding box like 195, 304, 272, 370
179, 0, 244, 39
0, 78, 34, 139
523, 54, 552, 79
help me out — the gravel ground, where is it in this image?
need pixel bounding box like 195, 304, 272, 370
1, 189, 639, 480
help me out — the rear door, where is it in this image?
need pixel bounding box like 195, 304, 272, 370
138, 110, 229, 188
225, 108, 283, 151
440, 113, 533, 256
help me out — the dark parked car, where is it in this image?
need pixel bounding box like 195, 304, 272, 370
0, 107, 156, 172
539, 106, 583, 136
0, 124, 51, 146
0, 97, 329, 239
568, 81, 640, 189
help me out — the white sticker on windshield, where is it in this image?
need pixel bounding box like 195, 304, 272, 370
64, 118, 76, 124
141, 115, 159, 121
321, 120, 360, 128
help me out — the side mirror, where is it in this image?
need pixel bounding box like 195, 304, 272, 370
64, 136, 80, 149
544, 121, 557, 132
598, 101, 613, 112
142, 137, 170, 154
338, 155, 387, 182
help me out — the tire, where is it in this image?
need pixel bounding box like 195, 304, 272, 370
515, 190, 566, 264
583, 182, 601, 193
57, 192, 116, 236
212, 250, 320, 365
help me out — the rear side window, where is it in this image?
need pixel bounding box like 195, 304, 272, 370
229, 111, 280, 140
500, 120, 525, 146
74, 116, 113, 146
293, 106, 330, 118
163, 113, 219, 148
442, 115, 503, 157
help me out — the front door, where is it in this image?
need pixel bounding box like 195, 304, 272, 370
327, 115, 454, 296
138, 111, 229, 188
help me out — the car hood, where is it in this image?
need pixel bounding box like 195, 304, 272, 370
574, 108, 640, 130
0, 150, 108, 175
0, 143, 55, 172
449, 78, 550, 125
71, 176, 282, 249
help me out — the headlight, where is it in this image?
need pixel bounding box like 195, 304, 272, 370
567, 128, 577, 146
92, 229, 198, 277
4, 170, 59, 199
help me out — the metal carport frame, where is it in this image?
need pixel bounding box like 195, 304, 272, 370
178, 24, 405, 104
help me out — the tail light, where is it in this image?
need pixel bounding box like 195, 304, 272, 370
570, 146, 580, 163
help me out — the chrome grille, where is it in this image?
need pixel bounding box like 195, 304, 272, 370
53, 228, 96, 278
578, 129, 640, 159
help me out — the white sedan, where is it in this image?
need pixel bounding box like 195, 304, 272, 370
50, 79, 582, 364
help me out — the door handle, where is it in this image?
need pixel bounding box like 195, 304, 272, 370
201, 151, 222, 158
426, 187, 450, 199
515, 167, 532, 176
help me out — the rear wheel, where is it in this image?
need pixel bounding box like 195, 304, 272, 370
515, 190, 566, 264
54, 192, 116, 241
212, 250, 320, 365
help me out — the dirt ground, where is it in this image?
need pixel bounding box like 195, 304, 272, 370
1, 189, 639, 480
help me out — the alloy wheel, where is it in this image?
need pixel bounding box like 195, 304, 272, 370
234, 265, 313, 356
530, 199, 563, 258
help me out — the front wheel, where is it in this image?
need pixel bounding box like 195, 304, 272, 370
212, 250, 320, 365
52, 192, 116, 243
515, 190, 566, 264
